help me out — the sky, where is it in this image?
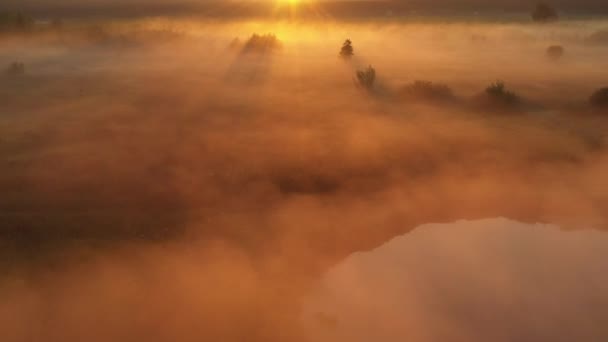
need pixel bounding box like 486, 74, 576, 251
5, 0, 608, 21
5, 0, 608, 10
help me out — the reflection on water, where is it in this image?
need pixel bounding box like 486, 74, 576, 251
303, 218, 608, 342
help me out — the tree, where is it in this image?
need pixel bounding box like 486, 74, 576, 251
241, 33, 281, 54
356, 65, 376, 90
485, 81, 519, 105
340, 39, 354, 59
532, 3, 558, 22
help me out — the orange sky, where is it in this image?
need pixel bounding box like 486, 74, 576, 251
5, 0, 608, 8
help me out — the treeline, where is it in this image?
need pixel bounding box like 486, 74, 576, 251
340, 39, 608, 112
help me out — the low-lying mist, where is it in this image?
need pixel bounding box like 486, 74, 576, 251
1, 16, 608, 341
304, 219, 608, 342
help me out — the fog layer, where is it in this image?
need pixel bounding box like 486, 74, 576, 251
304, 219, 608, 342
1, 18, 608, 341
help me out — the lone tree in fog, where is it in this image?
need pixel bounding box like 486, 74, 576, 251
532, 2, 558, 22
241, 33, 282, 54
356, 65, 376, 90
340, 39, 354, 59
483, 81, 520, 107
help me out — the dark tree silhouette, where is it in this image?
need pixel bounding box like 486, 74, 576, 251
485, 81, 519, 104
471, 81, 522, 112
241, 33, 281, 54
590, 87, 608, 108
400, 80, 454, 102
340, 39, 354, 59
356, 65, 376, 90
532, 3, 558, 22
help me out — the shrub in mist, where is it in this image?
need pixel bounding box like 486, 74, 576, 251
240, 33, 282, 55
485, 81, 519, 104
532, 3, 558, 22
4, 62, 26, 77
546, 45, 564, 60
399, 80, 455, 103
590, 87, 608, 109
472, 81, 521, 111
340, 39, 354, 59
356, 65, 376, 90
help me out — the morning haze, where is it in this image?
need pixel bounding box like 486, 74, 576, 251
1, 0, 608, 341
5, 1, 608, 19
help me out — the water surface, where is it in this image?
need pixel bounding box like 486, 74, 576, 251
304, 218, 608, 342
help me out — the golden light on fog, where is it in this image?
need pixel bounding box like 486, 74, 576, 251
271, 0, 327, 21
3, 2, 608, 342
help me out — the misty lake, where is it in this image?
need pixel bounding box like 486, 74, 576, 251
303, 218, 608, 342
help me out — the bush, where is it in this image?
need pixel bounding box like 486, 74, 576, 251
546, 45, 564, 60
399, 80, 454, 103
5, 62, 26, 76
241, 33, 282, 54
590, 87, 608, 108
356, 65, 376, 90
340, 39, 354, 59
473, 81, 521, 110
486, 81, 518, 103
532, 3, 558, 22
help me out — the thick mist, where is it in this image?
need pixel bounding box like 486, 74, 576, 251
1, 17, 608, 341
304, 219, 608, 342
